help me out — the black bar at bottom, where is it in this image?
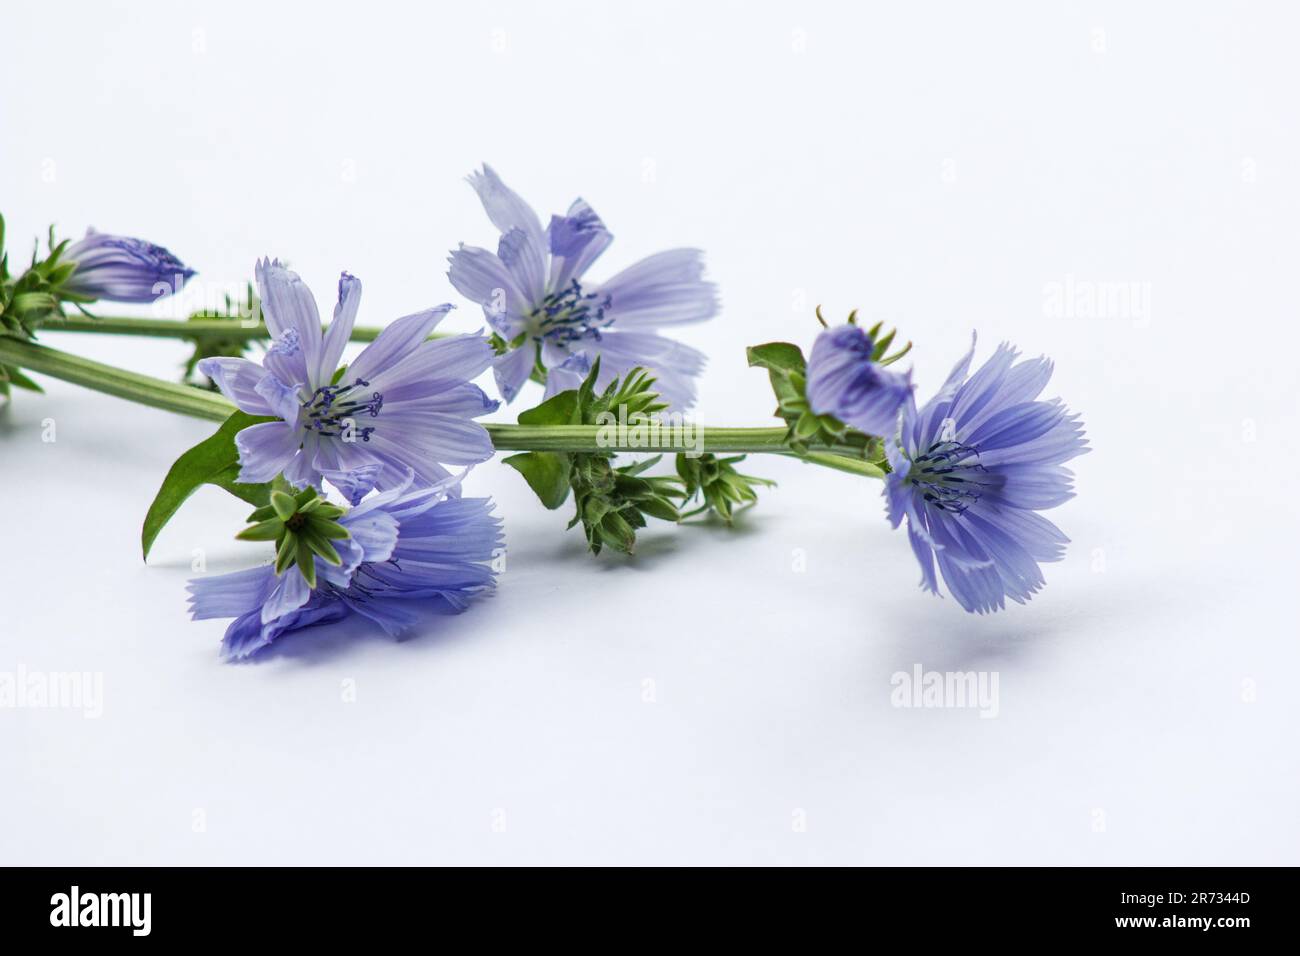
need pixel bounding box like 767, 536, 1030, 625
0, 866, 1284, 942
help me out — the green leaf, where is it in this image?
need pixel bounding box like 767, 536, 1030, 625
235, 518, 282, 542
1, 364, 43, 393
517, 389, 580, 427
141, 410, 273, 561
745, 342, 807, 377
503, 451, 572, 509
271, 490, 297, 521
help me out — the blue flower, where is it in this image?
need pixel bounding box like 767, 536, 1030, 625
199, 260, 498, 500
806, 323, 913, 436
188, 474, 503, 660
447, 164, 717, 409
61, 229, 195, 303
884, 335, 1088, 614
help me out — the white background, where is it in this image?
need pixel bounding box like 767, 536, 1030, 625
2, 1, 1297, 865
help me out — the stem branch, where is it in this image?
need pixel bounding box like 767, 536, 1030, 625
40, 314, 400, 343
0, 337, 883, 472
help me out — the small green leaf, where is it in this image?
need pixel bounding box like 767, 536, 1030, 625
638, 496, 681, 523
517, 389, 580, 427
271, 490, 297, 521
141, 410, 273, 561
295, 538, 317, 587
1, 364, 43, 393
274, 534, 297, 576
504, 451, 572, 510
745, 342, 806, 377
794, 411, 821, 440
235, 518, 283, 542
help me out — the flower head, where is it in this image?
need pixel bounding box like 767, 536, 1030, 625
61, 229, 195, 303
448, 165, 717, 409
188, 474, 503, 659
884, 335, 1088, 613
806, 322, 913, 436
199, 260, 498, 500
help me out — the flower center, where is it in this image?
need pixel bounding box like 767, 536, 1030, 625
905, 439, 991, 515
303, 378, 384, 441
531, 278, 613, 345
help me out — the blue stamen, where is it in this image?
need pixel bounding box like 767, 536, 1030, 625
906, 440, 989, 514
532, 278, 613, 345
302, 377, 383, 441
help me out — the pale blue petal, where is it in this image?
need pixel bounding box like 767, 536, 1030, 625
596, 249, 718, 328
197, 357, 276, 416
235, 421, 301, 483
255, 259, 322, 386
493, 344, 535, 403
466, 164, 547, 264
347, 305, 454, 383
318, 272, 362, 384
547, 199, 613, 290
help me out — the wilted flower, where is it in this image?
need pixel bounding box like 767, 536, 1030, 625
884, 335, 1088, 613
448, 164, 717, 409
806, 322, 913, 436
188, 474, 503, 660
61, 229, 195, 303
199, 259, 497, 500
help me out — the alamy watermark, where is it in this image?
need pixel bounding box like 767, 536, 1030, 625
0, 665, 103, 718
50, 886, 150, 936
596, 405, 703, 457
890, 663, 999, 718
1043, 274, 1151, 326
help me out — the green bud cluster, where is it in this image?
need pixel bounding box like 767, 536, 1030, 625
675, 453, 775, 524
236, 487, 350, 587
504, 360, 692, 555
567, 453, 686, 554
0, 219, 80, 341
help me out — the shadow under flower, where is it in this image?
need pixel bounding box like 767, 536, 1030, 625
244, 593, 497, 666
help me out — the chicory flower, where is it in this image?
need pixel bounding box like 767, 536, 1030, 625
884, 335, 1088, 613
199, 259, 497, 500
448, 165, 717, 409
61, 229, 195, 303
188, 474, 503, 660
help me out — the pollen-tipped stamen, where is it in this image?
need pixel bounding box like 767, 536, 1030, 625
303, 378, 383, 441
905, 439, 991, 515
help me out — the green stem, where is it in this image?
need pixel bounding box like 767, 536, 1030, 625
1, 336, 234, 422
487, 424, 795, 454
40, 314, 402, 343
0, 336, 884, 471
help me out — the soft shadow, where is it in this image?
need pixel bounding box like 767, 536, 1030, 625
249, 594, 496, 666
870, 570, 1168, 672
507, 512, 768, 575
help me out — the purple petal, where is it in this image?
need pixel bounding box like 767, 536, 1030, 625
234, 421, 302, 483
806, 324, 913, 436
188, 565, 274, 620
347, 305, 454, 384
318, 272, 362, 384
260, 569, 311, 624
466, 164, 547, 263
596, 249, 718, 328
498, 227, 547, 305
447, 245, 529, 337
493, 345, 535, 403
254, 259, 323, 386
370, 332, 497, 402
547, 199, 613, 290
254, 372, 302, 423
197, 357, 276, 416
